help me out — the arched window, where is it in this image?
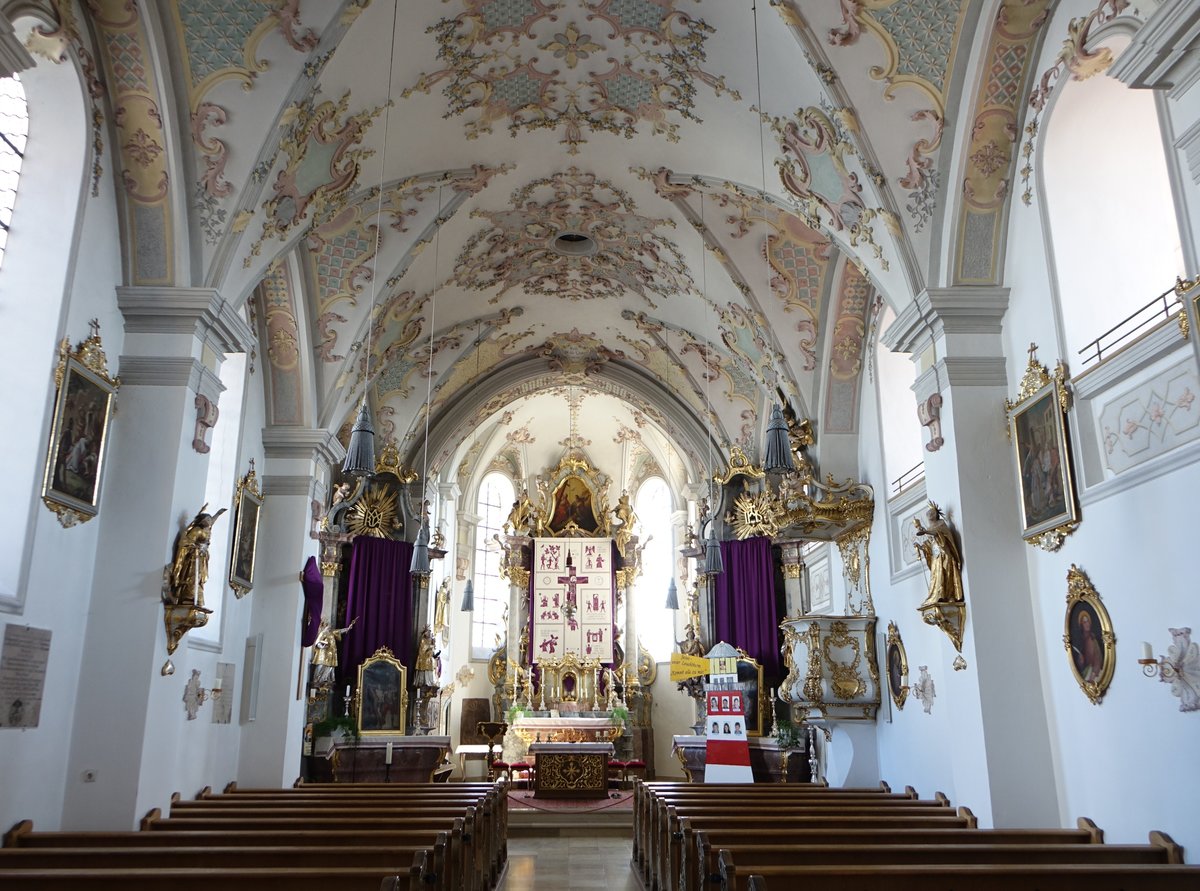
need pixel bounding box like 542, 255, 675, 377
0, 74, 28, 270
1042, 35, 1184, 359
633, 475, 674, 662
470, 472, 514, 660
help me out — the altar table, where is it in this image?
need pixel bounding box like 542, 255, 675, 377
529, 741, 614, 799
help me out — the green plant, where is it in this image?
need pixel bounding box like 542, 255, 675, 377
312, 715, 359, 740
772, 717, 803, 750
609, 704, 629, 726
505, 703, 526, 724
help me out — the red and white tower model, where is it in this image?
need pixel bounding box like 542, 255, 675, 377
703, 642, 753, 783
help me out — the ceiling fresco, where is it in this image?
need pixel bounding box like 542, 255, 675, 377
30, 0, 1137, 494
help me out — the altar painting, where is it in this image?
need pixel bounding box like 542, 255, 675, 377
532, 538, 613, 664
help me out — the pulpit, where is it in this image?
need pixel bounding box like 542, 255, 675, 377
529, 741, 615, 799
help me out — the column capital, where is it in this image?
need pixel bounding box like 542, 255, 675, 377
1108, 0, 1200, 93
261, 427, 345, 466
437, 481, 462, 501
116, 356, 224, 401
118, 287, 255, 354
0, 16, 35, 77
883, 287, 1009, 355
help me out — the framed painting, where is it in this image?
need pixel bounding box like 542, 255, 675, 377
735, 650, 766, 737
1006, 346, 1079, 549
357, 646, 408, 736
41, 327, 119, 527
885, 621, 909, 710
1063, 565, 1116, 705
229, 465, 263, 598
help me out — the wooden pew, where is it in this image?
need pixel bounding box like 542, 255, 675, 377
181, 783, 507, 866
652, 799, 969, 891
0, 857, 428, 891
719, 852, 1200, 891
677, 822, 1105, 890
694, 833, 1182, 891
634, 782, 937, 882
153, 798, 503, 886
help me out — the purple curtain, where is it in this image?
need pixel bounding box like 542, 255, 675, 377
299, 556, 323, 647
713, 537, 780, 678
343, 536, 414, 676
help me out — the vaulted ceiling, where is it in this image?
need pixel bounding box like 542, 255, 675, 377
37, 0, 1036, 490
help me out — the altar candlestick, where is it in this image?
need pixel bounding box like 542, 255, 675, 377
385, 741, 393, 764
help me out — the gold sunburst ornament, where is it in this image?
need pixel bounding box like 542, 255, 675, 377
730, 490, 783, 540
346, 485, 400, 538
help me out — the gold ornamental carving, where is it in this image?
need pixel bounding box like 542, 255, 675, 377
346, 485, 401, 538
508, 567, 530, 589
782, 562, 803, 580
823, 620, 865, 701
730, 490, 783, 540
712, 446, 765, 486
801, 622, 822, 703
375, 441, 418, 482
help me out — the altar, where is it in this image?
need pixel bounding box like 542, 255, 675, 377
529, 741, 614, 799
513, 715, 622, 744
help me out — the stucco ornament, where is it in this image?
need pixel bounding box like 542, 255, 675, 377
404, 0, 738, 152
456, 167, 694, 306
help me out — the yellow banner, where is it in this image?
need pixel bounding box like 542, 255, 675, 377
669, 653, 710, 681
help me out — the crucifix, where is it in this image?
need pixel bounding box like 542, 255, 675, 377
557, 552, 589, 621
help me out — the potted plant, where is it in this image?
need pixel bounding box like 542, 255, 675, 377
609, 703, 629, 728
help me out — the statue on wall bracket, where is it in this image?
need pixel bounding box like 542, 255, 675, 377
912, 501, 967, 662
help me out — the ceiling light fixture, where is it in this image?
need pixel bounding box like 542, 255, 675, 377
752, 0, 794, 476
342, 3, 402, 478
462, 319, 482, 612
699, 192, 724, 578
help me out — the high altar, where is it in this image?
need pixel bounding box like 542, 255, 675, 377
486, 454, 655, 769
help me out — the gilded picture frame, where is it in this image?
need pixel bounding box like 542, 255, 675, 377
1063, 565, 1115, 705
229, 466, 263, 597
356, 646, 408, 736
736, 649, 766, 737
885, 621, 909, 710
1005, 347, 1079, 550
41, 329, 119, 528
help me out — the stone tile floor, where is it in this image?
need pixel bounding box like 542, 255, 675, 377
499, 834, 640, 890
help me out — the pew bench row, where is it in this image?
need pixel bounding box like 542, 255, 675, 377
2, 781, 508, 891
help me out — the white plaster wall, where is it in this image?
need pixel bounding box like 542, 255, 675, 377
0, 33, 126, 832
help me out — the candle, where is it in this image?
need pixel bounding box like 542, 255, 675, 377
345, 685, 351, 699
212, 676, 223, 691
1142, 642, 1153, 661
385, 742, 393, 765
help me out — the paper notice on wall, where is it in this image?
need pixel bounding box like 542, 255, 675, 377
0, 624, 52, 729
532, 538, 613, 663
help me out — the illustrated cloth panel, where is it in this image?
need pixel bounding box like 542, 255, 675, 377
532, 538, 613, 663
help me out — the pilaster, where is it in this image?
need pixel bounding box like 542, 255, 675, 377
238, 427, 335, 786
906, 289, 1059, 828
64, 292, 242, 829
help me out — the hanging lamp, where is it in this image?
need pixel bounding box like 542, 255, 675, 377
342, 397, 377, 476
665, 576, 679, 611
341, 3, 402, 478
460, 578, 475, 612
411, 184, 443, 575
763, 404, 794, 473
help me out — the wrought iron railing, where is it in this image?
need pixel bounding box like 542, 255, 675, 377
890, 461, 925, 498
1078, 285, 1184, 367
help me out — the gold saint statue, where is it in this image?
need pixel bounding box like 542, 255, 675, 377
913, 502, 964, 608
168, 505, 227, 608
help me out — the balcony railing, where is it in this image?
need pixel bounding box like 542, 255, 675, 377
1078, 285, 1184, 367
891, 461, 925, 498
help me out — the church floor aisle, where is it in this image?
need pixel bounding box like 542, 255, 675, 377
500, 834, 640, 890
